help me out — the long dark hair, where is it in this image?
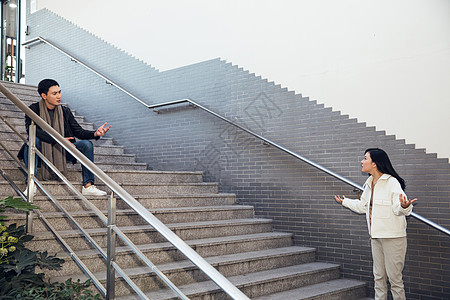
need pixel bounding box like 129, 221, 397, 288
365, 148, 406, 190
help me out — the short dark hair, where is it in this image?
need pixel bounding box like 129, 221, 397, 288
365, 148, 406, 190
37, 79, 59, 97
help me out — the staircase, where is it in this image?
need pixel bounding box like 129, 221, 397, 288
0, 81, 370, 299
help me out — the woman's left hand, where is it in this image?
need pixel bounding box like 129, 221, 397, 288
334, 195, 345, 204
400, 194, 417, 208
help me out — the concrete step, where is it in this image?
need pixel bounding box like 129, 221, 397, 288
0, 95, 38, 104
110, 182, 219, 195
0, 149, 138, 165
0, 122, 95, 134
0, 143, 127, 156
0, 96, 40, 106
0, 81, 38, 94
25, 193, 235, 212
124, 263, 345, 300
52, 246, 318, 297
1, 181, 218, 199
83, 153, 137, 164
0, 109, 88, 125
0, 115, 27, 126
92, 137, 118, 147
42, 232, 295, 277
0, 158, 148, 171
1, 169, 204, 186
18, 205, 254, 232
0, 139, 23, 149
72, 161, 148, 171
0, 109, 89, 126
0, 97, 82, 111
0, 135, 117, 147
24, 218, 274, 251
3, 145, 127, 163
0, 157, 139, 172
253, 278, 367, 300
0, 100, 81, 113
0, 115, 78, 136
1, 168, 202, 182
0, 86, 37, 95
0, 131, 25, 143
100, 170, 204, 184
0, 148, 142, 172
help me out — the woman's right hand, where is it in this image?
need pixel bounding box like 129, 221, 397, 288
334, 195, 345, 204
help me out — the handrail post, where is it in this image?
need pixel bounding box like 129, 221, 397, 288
106, 193, 117, 300
26, 122, 37, 233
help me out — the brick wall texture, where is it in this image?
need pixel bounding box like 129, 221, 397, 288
25, 8, 450, 299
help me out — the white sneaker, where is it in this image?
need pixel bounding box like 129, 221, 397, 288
23, 185, 37, 196
82, 185, 107, 196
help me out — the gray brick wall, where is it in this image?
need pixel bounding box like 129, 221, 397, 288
26, 9, 450, 299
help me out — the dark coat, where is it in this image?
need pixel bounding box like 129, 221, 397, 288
25, 102, 98, 144
18, 102, 99, 162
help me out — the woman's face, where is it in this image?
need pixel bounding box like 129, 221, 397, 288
361, 152, 377, 174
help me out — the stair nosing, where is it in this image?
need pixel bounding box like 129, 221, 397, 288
119, 263, 342, 300
53, 246, 319, 283
55, 231, 294, 259
28, 218, 274, 239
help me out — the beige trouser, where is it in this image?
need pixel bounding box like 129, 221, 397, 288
371, 237, 407, 300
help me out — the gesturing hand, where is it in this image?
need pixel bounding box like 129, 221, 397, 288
334, 195, 345, 204
65, 137, 76, 147
94, 122, 111, 137
400, 194, 417, 209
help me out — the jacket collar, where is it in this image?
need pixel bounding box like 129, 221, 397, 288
363, 173, 391, 188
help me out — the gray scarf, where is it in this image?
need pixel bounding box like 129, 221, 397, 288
39, 100, 67, 180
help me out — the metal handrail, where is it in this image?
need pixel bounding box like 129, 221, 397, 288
0, 167, 107, 295
1, 120, 156, 298
0, 82, 250, 299
22, 38, 449, 236
29, 137, 151, 299
22, 36, 149, 107
0, 140, 108, 295
148, 99, 450, 238
28, 127, 186, 299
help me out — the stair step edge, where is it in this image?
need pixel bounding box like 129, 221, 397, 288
116, 263, 341, 300
253, 278, 367, 300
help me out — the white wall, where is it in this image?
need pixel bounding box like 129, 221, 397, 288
34, 0, 450, 159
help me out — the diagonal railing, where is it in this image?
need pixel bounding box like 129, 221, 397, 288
0, 103, 184, 299
22, 37, 450, 238
23, 36, 148, 107
148, 99, 450, 237
0, 161, 108, 295
0, 82, 250, 299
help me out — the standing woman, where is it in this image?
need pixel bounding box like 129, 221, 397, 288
334, 148, 417, 300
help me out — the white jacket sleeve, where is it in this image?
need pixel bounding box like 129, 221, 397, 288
342, 197, 367, 215
389, 179, 413, 216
